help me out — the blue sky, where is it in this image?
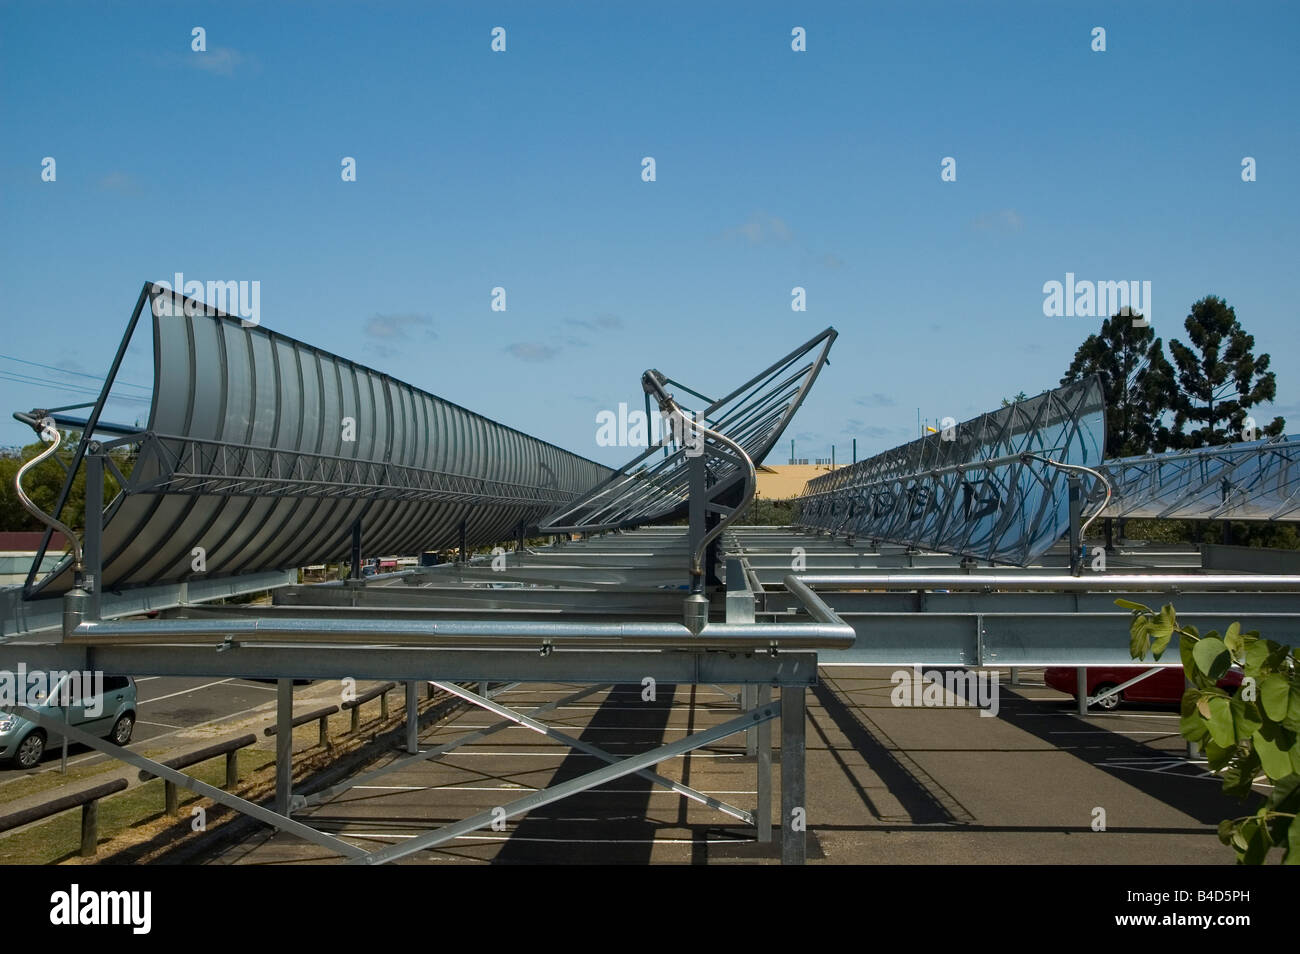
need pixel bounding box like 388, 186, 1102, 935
2, 1, 1297, 467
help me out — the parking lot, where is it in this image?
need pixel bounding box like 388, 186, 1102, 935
0, 676, 286, 782
197, 667, 1241, 865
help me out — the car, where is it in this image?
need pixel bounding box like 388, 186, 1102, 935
1043, 665, 1243, 710
0, 674, 136, 769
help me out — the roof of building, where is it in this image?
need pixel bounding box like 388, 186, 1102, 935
754, 463, 838, 500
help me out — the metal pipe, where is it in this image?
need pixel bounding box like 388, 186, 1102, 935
782, 574, 849, 624
14, 419, 83, 570
642, 372, 756, 580
1026, 454, 1113, 537
69, 615, 855, 649
791, 573, 1300, 592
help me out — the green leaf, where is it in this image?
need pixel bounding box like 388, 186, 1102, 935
1253, 731, 1293, 781
1205, 739, 1236, 771
1224, 622, 1243, 656
1230, 697, 1263, 739
1287, 816, 1300, 864
1114, 599, 1151, 613
1267, 774, 1300, 811
1262, 674, 1290, 722
1218, 818, 1236, 846
1194, 637, 1232, 680
1151, 631, 1173, 660
1180, 711, 1209, 744
1158, 602, 1178, 629
1264, 641, 1292, 670
1243, 821, 1270, 864
1231, 822, 1250, 851
1129, 620, 1150, 660
1207, 697, 1236, 747
1223, 761, 1257, 798
1246, 640, 1271, 670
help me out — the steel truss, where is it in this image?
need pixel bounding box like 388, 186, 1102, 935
541, 328, 837, 535
1090, 434, 1300, 520
16, 281, 612, 597
792, 378, 1106, 566
121, 432, 580, 506
722, 526, 1300, 668
0, 638, 817, 865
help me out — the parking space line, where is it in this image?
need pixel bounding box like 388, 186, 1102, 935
138, 678, 237, 704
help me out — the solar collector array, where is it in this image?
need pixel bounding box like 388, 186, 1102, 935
36, 286, 611, 593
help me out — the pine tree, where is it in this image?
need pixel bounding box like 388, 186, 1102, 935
1167, 296, 1285, 447
1060, 309, 1175, 457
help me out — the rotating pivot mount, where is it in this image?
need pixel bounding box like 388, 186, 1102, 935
642, 369, 756, 633
536, 328, 838, 631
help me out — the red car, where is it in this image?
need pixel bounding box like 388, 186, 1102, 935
1043, 665, 1243, 710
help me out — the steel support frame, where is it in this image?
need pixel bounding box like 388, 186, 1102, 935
0, 643, 816, 864
352, 694, 785, 865
8, 704, 366, 859
431, 681, 757, 827
294, 683, 613, 811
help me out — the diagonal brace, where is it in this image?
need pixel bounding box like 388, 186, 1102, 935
8, 705, 367, 859
295, 683, 612, 810
432, 681, 754, 826
355, 699, 777, 864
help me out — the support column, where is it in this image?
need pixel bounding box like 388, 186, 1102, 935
1067, 473, 1083, 576
757, 683, 772, 844
780, 686, 807, 865
1076, 666, 1089, 716
405, 681, 419, 753
83, 449, 104, 620
744, 684, 758, 756
350, 518, 362, 579
687, 451, 707, 591
275, 678, 293, 816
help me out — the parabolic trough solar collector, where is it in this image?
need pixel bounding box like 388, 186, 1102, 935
31, 283, 613, 595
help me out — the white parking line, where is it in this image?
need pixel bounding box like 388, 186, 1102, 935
1016, 713, 1179, 719
351, 785, 758, 794
1049, 730, 1175, 735
343, 833, 749, 845
138, 678, 237, 705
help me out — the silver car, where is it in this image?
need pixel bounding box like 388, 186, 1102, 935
0, 674, 136, 770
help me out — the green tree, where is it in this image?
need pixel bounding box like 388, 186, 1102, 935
1000, 391, 1027, 407
0, 431, 131, 533
1124, 600, 1300, 863
1167, 296, 1285, 448
1060, 311, 1175, 457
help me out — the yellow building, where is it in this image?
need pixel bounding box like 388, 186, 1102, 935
754, 463, 839, 501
